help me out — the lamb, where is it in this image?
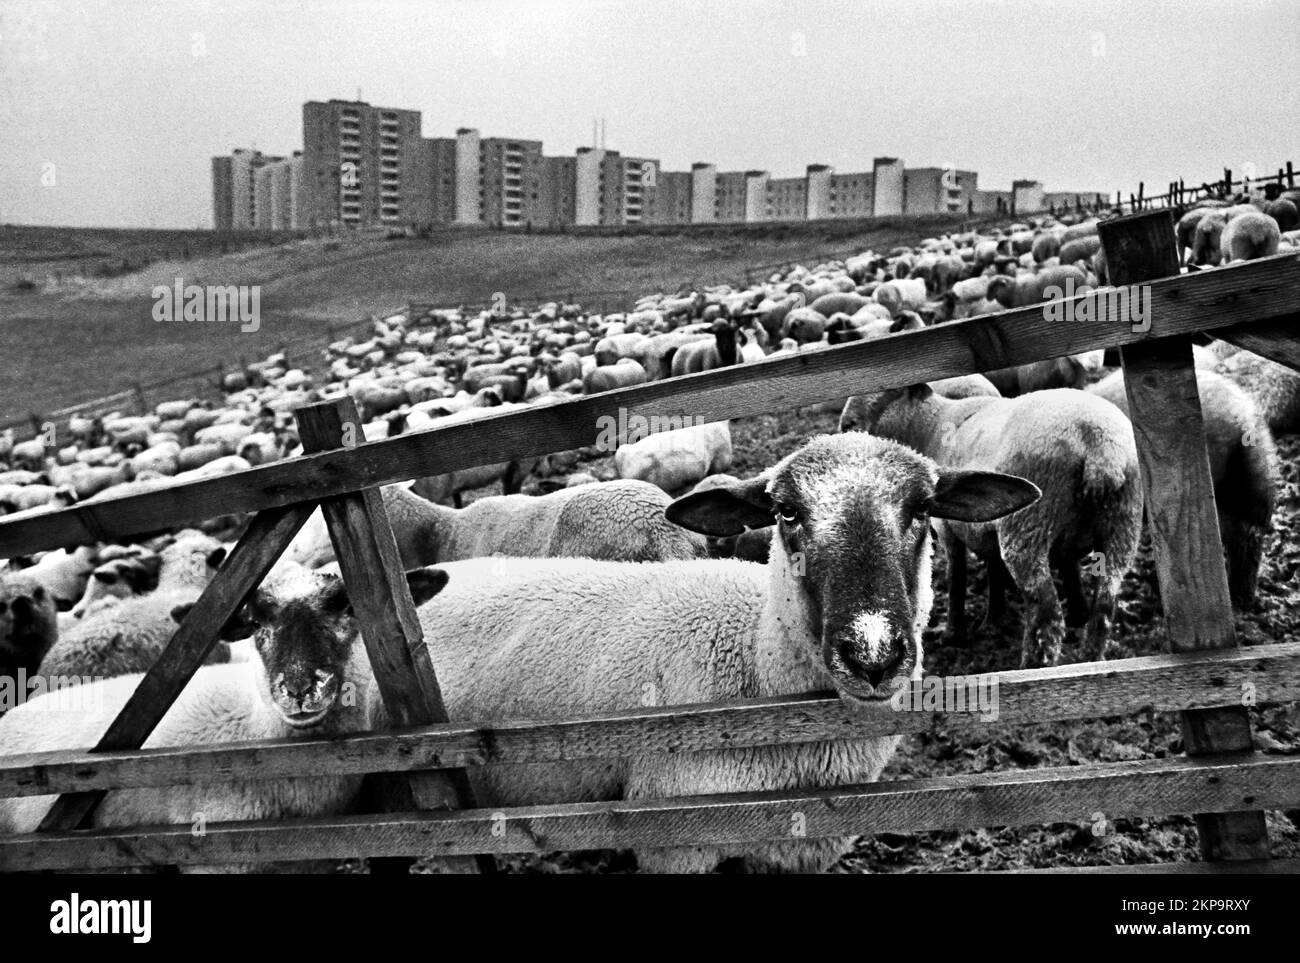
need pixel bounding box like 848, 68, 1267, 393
873, 278, 927, 317
1087, 368, 1278, 606
1216, 349, 1300, 434
0, 561, 440, 871
614, 420, 733, 493
37, 531, 228, 678
286, 480, 706, 571
841, 385, 1142, 666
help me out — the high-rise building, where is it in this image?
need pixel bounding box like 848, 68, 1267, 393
689, 163, 717, 223
648, 170, 692, 224
301, 99, 424, 229
872, 157, 904, 216
212, 148, 277, 229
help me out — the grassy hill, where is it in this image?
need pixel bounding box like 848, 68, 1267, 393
0, 214, 981, 419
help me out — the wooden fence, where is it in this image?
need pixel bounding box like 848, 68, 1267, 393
0, 210, 1297, 872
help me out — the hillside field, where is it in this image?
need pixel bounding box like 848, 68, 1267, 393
0, 215, 976, 418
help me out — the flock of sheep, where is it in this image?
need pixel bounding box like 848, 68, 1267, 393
0, 181, 1296, 872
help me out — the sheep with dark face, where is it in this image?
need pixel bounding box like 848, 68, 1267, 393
0, 574, 58, 695
0, 563, 453, 871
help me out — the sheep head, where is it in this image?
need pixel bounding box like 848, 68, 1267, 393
666, 433, 1038, 703
173, 565, 449, 730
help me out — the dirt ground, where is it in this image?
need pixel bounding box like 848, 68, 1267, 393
477, 404, 1300, 873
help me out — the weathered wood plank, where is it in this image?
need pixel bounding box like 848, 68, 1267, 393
2, 642, 1296, 799
1212, 314, 1300, 372
3, 754, 1296, 870
1, 254, 1297, 557
295, 398, 491, 874
34, 503, 313, 832
1101, 209, 1268, 862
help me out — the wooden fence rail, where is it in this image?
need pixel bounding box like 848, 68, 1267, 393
1, 211, 1297, 873
1, 642, 1296, 800
5, 754, 1298, 871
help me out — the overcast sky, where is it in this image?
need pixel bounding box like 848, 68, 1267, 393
1, 0, 1294, 228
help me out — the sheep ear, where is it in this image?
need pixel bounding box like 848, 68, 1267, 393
666, 475, 774, 537
928, 470, 1041, 523
406, 567, 449, 607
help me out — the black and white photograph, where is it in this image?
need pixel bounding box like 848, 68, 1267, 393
0, 0, 1296, 932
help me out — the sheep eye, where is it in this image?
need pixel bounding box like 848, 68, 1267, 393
776, 503, 800, 525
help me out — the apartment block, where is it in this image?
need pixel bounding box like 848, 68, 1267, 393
829, 170, 874, 218
648, 169, 692, 224
714, 171, 749, 222
212, 148, 276, 229
690, 163, 717, 223
538, 155, 576, 228
301, 99, 424, 229
766, 176, 807, 222
904, 167, 978, 214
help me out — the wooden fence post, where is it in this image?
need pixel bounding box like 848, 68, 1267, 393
1099, 210, 1269, 861
294, 397, 494, 874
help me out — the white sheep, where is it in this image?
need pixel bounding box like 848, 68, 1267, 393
614, 420, 732, 493
841, 385, 1142, 666
285, 480, 707, 570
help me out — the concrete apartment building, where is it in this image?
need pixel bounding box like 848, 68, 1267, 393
212, 148, 271, 229
766, 175, 807, 221
300, 99, 424, 229
648, 169, 692, 224
904, 167, 978, 214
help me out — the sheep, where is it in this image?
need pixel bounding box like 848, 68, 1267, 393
985, 264, 1087, 310
1057, 235, 1102, 267
1189, 206, 1257, 265
873, 278, 927, 317
1217, 349, 1300, 434
370, 433, 1038, 873
0, 573, 58, 689
286, 480, 707, 572
1087, 368, 1278, 606
614, 420, 733, 493
931, 373, 1001, 400
1219, 209, 1282, 263
0, 561, 449, 872
841, 384, 1142, 666
670, 320, 740, 376
583, 358, 648, 393
1264, 198, 1299, 232
6, 545, 99, 611
780, 307, 829, 345
37, 531, 229, 678
0, 483, 76, 514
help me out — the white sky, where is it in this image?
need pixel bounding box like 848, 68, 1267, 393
1, 0, 1295, 228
